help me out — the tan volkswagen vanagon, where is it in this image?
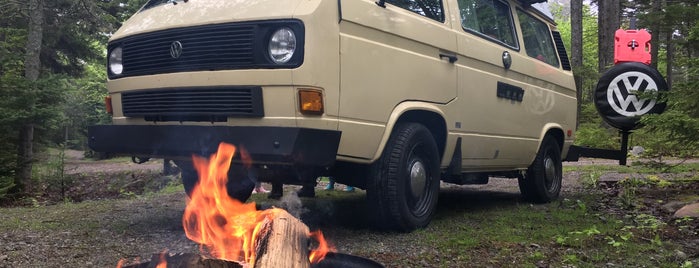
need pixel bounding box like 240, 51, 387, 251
89, 0, 577, 231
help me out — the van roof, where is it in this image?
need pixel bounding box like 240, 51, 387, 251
531, 3, 554, 21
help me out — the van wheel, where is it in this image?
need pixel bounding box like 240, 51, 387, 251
175, 160, 254, 202
518, 136, 562, 203
368, 123, 440, 232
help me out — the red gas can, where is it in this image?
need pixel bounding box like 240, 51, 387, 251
614, 29, 652, 65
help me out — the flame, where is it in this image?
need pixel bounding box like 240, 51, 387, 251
308, 230, 334, 263
182, 142, 333, 265
155, 250, 168, 268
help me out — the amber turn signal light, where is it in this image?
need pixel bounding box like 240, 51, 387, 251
105, 96, 113, 115
298, 89, 324, 115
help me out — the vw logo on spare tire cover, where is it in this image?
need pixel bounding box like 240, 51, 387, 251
594, 62, 668, 131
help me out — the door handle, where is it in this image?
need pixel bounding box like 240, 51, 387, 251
439, 53, 457, 63
502, 51, 512, 69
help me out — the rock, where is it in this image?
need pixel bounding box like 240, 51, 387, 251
598, 173, 624, 183
662, 201, 687, 214
630, 146, 645, 157
673, 203, 699, 219
674, 250, 687, 260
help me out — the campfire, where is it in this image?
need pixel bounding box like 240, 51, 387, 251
117, 142, 336, 268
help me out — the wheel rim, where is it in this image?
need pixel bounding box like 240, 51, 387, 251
406, 144, 433, 217
409, 159, 427, 198
543, 151, 560, 193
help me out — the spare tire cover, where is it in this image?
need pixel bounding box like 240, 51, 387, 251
594, 62, 668, 131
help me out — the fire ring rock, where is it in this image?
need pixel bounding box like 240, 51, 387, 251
673, 203, 699, 219
594, 62, 668, 131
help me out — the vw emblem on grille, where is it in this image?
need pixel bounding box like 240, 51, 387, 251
170, 41, 183, 59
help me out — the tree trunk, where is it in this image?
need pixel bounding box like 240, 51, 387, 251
571, 0, 583, 127
597, 0, 620, 73
24, 0, 43, 81
16, 125, 34, 192
649, 0, 662, 69
16, 0, 44, 193
665, 30, 673, 89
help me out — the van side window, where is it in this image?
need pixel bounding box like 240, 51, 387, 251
386, 0, 445, 22
457, 0, 518, 48
517, 9, 560, 67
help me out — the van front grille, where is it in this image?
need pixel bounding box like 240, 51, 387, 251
117, 23, 255, 78
108, 20, 305, 79
121, 87, 264, 122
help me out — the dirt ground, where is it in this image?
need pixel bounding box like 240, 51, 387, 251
0, 151, 697, 267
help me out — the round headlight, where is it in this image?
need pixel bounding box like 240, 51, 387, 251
268, 28, 297, 64
109, 47, 123, 75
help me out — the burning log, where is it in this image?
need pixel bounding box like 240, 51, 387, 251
120, 209, 315, 268
253, 209, 311, 268
120, 252, 243, 268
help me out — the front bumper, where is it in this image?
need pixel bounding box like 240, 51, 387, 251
88, 125, 341, 167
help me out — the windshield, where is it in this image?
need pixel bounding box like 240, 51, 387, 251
141, 0, 189, 11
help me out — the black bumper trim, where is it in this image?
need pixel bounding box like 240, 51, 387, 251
88, 125, 341, 167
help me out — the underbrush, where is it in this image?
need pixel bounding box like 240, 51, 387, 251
5, 149, 176, 207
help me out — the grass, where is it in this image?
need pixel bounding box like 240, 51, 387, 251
0, 197, 127, 232
408, 193, 688, 267
245, 180, 696, 267
564, 161, 699, 174
2, 159, 697, 267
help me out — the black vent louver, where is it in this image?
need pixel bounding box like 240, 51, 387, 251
551, 31, 572, 71
122, 87, 264, 122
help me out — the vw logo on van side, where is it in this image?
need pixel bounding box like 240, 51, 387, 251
170, 41, 183, 59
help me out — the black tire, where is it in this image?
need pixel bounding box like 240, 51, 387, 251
519, 136, 562, 203
368, 123, 440, 232
175, 160, 254, 202
594, 62, 668, 131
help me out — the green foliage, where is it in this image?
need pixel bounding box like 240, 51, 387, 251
580, 170, 602, 189
574, 103, 620, 149
622, 213, 667, 246
574, 123, 618, 149
34, 146, 72, 200
56, 63, 112, 149
0, 70, 30, 199
0, 73, 67, 199
552, 3, 600, 103
639, 57, 699, 159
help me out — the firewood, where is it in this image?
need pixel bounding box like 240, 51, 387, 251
120, 209, 313, 268
253, 209, 311, 268
119, 252, 243, 268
